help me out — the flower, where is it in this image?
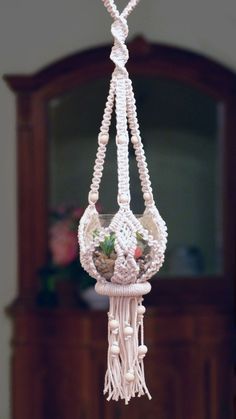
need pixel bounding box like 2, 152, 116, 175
49, 220, 78, 266
134, 246, 143, 259
48, 205, 84, 266
38, 205, 97, 298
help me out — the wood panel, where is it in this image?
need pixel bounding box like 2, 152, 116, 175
9, 306, 235, 419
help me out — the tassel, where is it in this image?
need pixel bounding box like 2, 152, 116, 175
103, 294, 151, 404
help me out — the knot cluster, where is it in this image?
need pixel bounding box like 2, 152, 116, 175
110, 17, 129, 76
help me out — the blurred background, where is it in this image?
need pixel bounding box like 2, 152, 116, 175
0, 1, 236, 418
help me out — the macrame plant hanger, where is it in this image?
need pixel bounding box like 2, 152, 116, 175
79, 0, 167, 404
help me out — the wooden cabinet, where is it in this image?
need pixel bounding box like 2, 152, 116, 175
4, 37, 236, 419
10, 305, 234, 419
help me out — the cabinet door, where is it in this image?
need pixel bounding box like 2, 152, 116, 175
101, 313, 234, 419
103, 350, 198, 419
43, 345, 93, 419
12, 345, 44, 419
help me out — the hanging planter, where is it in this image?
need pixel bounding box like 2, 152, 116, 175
78, 0, 167, 404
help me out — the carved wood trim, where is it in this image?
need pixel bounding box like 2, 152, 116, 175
4, 36, 236, 96
16, 94, 35, 294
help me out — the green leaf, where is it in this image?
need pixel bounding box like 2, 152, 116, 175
100, 232, 116, 257
136, 231, 144, 242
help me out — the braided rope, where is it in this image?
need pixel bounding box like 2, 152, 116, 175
122, 0, 141, 18
102, 0, 141, 19
102, 0, 119, 19
100, 77, 116, 135
126, 78, 153, 202
89, 78, 116, 203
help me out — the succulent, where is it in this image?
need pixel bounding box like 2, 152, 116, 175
92, 229, 152, 281
99, 232, 116, 257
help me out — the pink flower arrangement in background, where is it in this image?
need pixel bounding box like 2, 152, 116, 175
37, 204, 100, 303
49, 205, 84, 267
50, 219, 78, 266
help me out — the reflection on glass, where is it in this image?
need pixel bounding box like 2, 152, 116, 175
48, 77, 222, 277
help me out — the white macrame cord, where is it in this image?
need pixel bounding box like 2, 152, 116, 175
78, 0, 167, 404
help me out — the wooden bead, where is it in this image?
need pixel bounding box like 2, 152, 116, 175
109, 319, 119, 330
138, 345, 148, 355
89, 191, 98, 203
99, 133, 109, 145
116, 135, 127, 145
124, 326, 134, 336
125, 371, 135, 382
110, 344, 120, 355
119, 194, 129, 204
137, 305, 146, 315
131, 135, 139, 144
144, 192, 152, 202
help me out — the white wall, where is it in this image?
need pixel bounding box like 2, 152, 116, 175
0, 0, 236, 417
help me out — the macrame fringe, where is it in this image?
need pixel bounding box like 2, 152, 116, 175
105, 295, 151, 404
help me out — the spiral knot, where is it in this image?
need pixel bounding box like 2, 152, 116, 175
110, 16, 129, 76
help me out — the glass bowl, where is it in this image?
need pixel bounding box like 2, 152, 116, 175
91, 214, 151, 281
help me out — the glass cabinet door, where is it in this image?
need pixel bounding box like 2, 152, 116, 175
48, 76, 222, 278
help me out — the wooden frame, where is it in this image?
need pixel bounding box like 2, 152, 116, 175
4, 36, 236, 308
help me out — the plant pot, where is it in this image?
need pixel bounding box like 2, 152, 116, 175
90, 214, 151, 281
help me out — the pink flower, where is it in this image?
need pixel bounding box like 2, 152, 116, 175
49, 220, 78, 266
134, 246, 143, 259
